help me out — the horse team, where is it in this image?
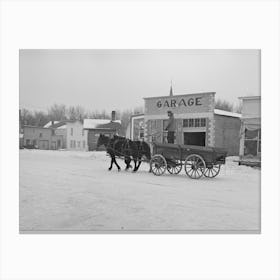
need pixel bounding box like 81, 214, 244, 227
97, 134, 151, 172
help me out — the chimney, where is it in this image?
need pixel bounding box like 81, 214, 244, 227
111, 110, 116, 122
51, 120, 55, 126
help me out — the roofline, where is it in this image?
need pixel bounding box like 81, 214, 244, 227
238, 96, 261, 100
143, 92, 216, 100
84, 127, 119, 130
23, 125, 51, 129
214, 109, 241, 118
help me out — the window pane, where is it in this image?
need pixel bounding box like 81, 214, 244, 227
245, 129, 258, 140
189, 119, 194, 127
258, 140, 261, 153
201, 118, 206, 127
195, 118, 200, 127
244, 140, 258, 156
183, 119, 188, 127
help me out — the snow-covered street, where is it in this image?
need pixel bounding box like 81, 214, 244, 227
19, 150, 260, 232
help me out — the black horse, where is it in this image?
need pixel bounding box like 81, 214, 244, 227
97, 134, 151, 172
96, 134, 126, 171
127, 139, 151, 171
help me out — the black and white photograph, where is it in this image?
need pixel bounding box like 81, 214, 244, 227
19, 49, 261, 233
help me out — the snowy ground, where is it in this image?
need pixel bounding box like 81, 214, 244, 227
19, 150, 261, 232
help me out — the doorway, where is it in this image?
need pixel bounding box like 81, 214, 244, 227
184, 132, 206, 146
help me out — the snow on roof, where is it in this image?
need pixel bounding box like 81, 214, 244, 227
83, 119, 121, 129
238, 95, 261, 100
214, 109, 241, 118
44, 121, 60, 128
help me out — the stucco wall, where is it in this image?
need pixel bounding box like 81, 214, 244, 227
214, 115, 241, 155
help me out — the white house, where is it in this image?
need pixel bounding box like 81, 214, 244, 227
47, 120, 88, 151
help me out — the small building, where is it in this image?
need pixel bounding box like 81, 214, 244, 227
23, 125, 64, 150
238, 96, 261, 163
126, 113, 145, 140
84, 111, 122, 151
47, 120, 88, 151
126, 91, 241, 155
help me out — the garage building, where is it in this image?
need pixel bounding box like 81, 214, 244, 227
127, 91, 241, 155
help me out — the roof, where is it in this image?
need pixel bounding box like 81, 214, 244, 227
23, 125, 50, 129
214, 109, 241, 118
48, 121, 67, 129
83, 119, 121, 130
143, 92, 216, 100
238, 95, 261, 100
44, 121, 60, 128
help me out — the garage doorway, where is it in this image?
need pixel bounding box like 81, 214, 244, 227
184, 132, 206, 146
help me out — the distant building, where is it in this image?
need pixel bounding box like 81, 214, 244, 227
23, 125, 64, 150
47, 120, 88, 151
84, 111, 122, 151
125, 113, 145, 140
238, 96, 261, 161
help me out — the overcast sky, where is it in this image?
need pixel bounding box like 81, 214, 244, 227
20, 49, 260, 112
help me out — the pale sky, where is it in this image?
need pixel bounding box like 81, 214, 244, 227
20, 49, 260, 112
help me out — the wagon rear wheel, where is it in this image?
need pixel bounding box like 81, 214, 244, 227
150, 154, 167, 176
204, 164, 221, 178
184, 154, 206, 179
167, 160, 182, 174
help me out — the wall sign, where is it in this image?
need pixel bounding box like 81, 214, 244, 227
156, 97, 202, 108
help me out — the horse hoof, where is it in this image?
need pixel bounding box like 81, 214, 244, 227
108, 168, 112, 171
118, 168, 121, 172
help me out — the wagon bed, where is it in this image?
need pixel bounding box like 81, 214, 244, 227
150, 142, 227, 179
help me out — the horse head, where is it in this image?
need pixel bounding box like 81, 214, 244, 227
97, 134, 109, 148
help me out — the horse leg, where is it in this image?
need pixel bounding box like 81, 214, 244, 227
113, 156, 121, 171
132, 158, 138, 172
108, 156, 113, 171
125, 156, 131, 170
136, 159, 142, 171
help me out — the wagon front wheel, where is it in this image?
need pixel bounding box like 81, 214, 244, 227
204, 164, 221, 178
150, 154, 167, 176
184, 154, 206, 179
167, 160, 182, 174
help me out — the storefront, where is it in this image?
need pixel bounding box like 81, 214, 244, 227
239, 96, 261, 160
143, 92, 241, 155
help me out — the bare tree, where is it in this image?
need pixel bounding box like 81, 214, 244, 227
215, 99, 234, 112
48, 104, 67, 121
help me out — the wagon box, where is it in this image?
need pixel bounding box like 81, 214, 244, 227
150, 142, 227, 179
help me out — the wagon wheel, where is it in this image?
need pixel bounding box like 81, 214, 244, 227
204, 164, 221, 178
184, 154, 206, 179
167, 160, 182, 174
150, 154, 167, 176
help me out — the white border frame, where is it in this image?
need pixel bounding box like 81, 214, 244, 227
1, 0, 280, 279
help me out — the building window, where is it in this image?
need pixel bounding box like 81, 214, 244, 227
71, 128, 73, 136
73, 140, 76, 148
201, 118, 206, 127
244, 128, 261, 156
51, 129, 55, 136
33, 140, 37, 146
183, 118, 206, 128
82, 129, 84, 136
189, 119, 194, 127
26, 139, 30, 145
39, 133, 42, 138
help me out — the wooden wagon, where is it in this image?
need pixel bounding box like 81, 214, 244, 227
150, 142, 227, 179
